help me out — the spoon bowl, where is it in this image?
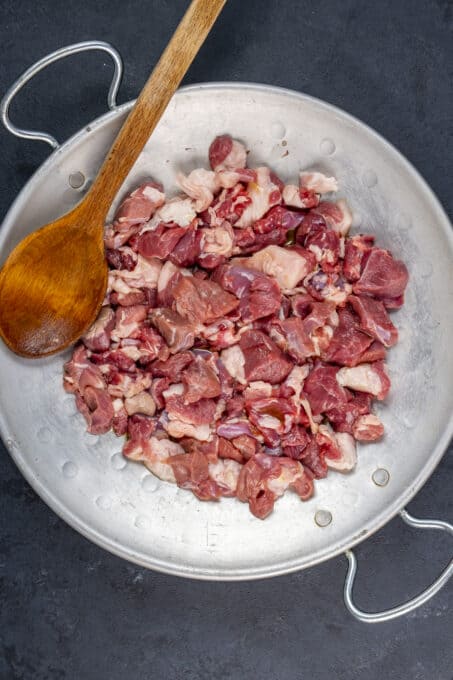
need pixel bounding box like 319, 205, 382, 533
0, 0, 226, 357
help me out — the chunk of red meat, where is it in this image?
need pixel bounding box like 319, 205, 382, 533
299, 437, 327, 478
114, 181, 164, 229
82, 308, 115, 352
113, 305, 147, 339
273, 317, 314, 362
165, 395, 217, 425
231, 435, 259, 460
112, 401, 128, 436
150, 377, 171, 409
353, 414, 384, 441
218, 437, 244, 463
209, 134, 233, 170
246, 397, 296, 446
233, 226, 256, 250
225, 395, 245, 417
326, 392, 372, 433
63, 346, 104, 394
295, 212, 327, 242
106, 248, 136, 271
240, 330, 293, 383
323, 307, 373, 367
182, 356, 221, 404
110, 290, 148, 307
127, 413, 157, 441
151, 308, 195, 353
303, 364, 348, 416
169, 451, 223, 501
173, 276, 238, 324
305, 222, 340, 268
213, 265, 281, 322
156, 269, 184, 308
136, 326, 169, 364
96, 349, 137, 373
343, 235, 374, 282
253, 205, 306, 235
349, 295, 398, 347
137, 224, 186, 260
76, 386, 114, 435
357, 340, 386, 363
179, 437, 219, 464
168, 224, 202, 266
281, 426, 310, 459
353, 248, 409, 300
151, 352, 193, 380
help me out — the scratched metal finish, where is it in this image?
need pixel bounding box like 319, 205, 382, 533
0, 84, 452, 579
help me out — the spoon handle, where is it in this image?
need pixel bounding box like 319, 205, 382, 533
85, 0, 226, 222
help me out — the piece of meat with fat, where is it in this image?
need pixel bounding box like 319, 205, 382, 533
336, 361, 390, 400
343, 234, 374, 282
172, 275, 238, 324
213, 264, 281, 322
353, 414, 384, 441
182, 355, 221, 404
75, 386, 114, 435
246, 397, 296, 446
176, 168, 220, 212
246, 245, 316, 290
123, 435, 183, 483
111, 305, 147, 341
235, 167, 282, 228
151, 308, 196, 353
349, 295, 398, 347
150, 351, 193, 380
209, 135, 247, 171
304, 270, 352, 305
165, 393, 217, 425
353, 248, 409, 300
114, 181, 165, 229
322, 307, 373, 367
313, 200, 352, 236
237, 453, 314, 519
137, 223, 187, 260
326, 392, 372, 434
325, 432, 357, 472
240, 330, 293, 384
303, 363, 348, 415
82, 308, 115, 352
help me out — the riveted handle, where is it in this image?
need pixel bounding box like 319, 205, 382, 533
343, 510, 453, 623
0, 40, 123, 150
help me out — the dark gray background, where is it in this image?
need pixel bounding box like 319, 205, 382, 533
0, 1, 452, 678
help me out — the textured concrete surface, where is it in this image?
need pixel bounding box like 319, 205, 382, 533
0, 1, 452, 678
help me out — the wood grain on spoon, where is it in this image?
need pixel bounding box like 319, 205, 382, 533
0, 0, 226, 358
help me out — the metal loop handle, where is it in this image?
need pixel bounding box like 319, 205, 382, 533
0, 40, 123, 150
344, 509, 453, 623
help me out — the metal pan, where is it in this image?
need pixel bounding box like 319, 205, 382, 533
0, 42, 452, 622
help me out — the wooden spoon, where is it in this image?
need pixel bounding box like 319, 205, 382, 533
0, 0, 226, 358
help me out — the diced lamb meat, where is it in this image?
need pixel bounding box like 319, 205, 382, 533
209, 135, 247, 171
65, 134, 408, 519
114, 181, 165, 229
353, 414, 384, 441
151, 308, 195, 353
247, 245, 316, 290
336, 361, 390, 400
182, 355, 221, 404
235, 167, 282, 228
343, 234, 374, 282
303, 363, 348, 415
240, 330, 293, 384
349, 295, 398, 347
82, 307, 115, 352
353, 248, 409, 300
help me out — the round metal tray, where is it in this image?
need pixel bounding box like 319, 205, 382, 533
1, 49, 452, 590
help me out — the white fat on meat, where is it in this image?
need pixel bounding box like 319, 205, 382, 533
200, 223, 234, 258
157, 260, 191, 294
145, 437, 185, 483
215, 139, 247, 171
248, 245, 312, 289
208, 459, 242, 493
220, 345, 246, 384
124, 391, 156, 416
300, 397, 319, 434
113, 255, 162, 289
244, 381, 273, 400
322, 199, 352, 237
235, 167, 281, 228
326, 432, 357, 472
166, 420, 211, 441
108, 373, 152, 399
162, 383, 185, 399
336, 363, 387, 397
299, 171, 338, 194
177, 168, 220, 212
267, 461, 304, 497
285, 365, 310, 415
282, 184, 308, 209
156, 196, 197, 227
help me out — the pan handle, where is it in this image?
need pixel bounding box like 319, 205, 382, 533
0, 40, 123, 150
343, 509, 453, 623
